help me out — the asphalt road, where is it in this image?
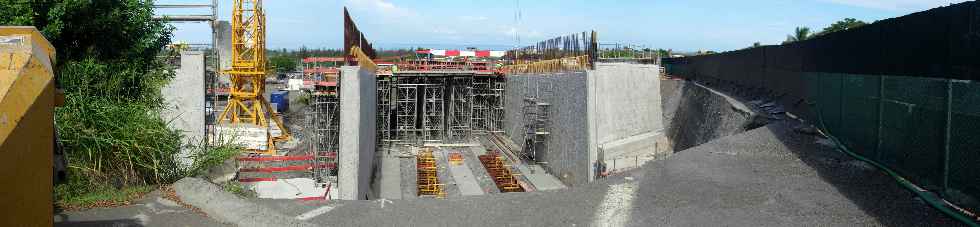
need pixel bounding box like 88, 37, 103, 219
54, 190, 227, 227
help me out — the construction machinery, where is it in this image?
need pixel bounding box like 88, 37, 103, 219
216, 0, 290, 155
0, 26, 61, 226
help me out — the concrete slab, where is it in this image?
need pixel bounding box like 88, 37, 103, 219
399, 152, 418, 200
512, 164, 566, 191
446, 152, 485, 196
249, 178, 326, 199
464, 146, 499, 194
433, 148, 460, 198
172, 178, 316, 227
379, 155, 402, 199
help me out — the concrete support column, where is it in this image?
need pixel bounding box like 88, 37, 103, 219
162, 51, 206, 167
338, 66, 377, 200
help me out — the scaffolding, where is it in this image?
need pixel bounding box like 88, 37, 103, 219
421, 78, 445, 142
520, 78, 552, 161
377, 76, 393, 147
395, 83, 420, 142
471, 75, 505, 133
489, 76, 505, 132
308, 89, 340, 184
447, 77, 473, 142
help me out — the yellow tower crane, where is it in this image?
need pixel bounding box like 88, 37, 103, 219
217, 0, 290, 155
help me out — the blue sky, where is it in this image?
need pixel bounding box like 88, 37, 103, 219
156, 0, 969, 52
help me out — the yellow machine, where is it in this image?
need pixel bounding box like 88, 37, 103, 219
216, 0, 290, 155
0, 26, 60, 226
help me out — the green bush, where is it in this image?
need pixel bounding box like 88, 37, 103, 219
55, 94, 183, 191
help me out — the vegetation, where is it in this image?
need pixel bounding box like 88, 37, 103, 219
222, 181, 257, 198
783, 27, 812, 44
781, 18, 868, 45
56, 185, 156, 210
1, 0, 242, 208
269, 54, 298, 74
814, 18, 867, 36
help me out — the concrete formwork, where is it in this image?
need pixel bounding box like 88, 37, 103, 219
162, 51, 206, 167
338, 66, 378, 200
504, 63, 664, 185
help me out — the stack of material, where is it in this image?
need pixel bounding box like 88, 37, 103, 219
478, 151, 525, 193
416, 148, 445, 198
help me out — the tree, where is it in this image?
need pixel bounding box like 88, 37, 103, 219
815, 18, 867, 36
784, 27, 811, 44
269, 55, 298, 73
753, 42, 761, 47
1, 0, 184, 199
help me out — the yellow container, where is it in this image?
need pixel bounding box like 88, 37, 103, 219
0, 26, 58, 226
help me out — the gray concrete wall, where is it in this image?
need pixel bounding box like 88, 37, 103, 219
162, 51, 206, 167
503, 71, 591, 185
587, 63, 667, 171
338, 66, 377, 200
503, 63, 666, 185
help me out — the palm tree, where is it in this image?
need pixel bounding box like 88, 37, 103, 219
784, 27, 811, 44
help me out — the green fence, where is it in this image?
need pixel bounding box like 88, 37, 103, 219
807, 73, 979, 208
663, 1, 979, 218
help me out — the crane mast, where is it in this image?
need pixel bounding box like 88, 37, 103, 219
217, 0, 290, 154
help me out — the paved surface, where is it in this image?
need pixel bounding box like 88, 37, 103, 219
445, 150, 486, 196
520, 165, 566, 191
61, 119, 968, 226
250, 120, 965, 226
55, 190, 226, 227
379, 154, 403, 199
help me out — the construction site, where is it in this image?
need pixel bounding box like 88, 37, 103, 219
0, 0, 978, 226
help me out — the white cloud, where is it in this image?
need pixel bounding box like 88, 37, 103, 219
345, 0, 415, 17
818, 0, 969, 11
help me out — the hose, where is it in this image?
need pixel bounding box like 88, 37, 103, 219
811, 106, 979, 227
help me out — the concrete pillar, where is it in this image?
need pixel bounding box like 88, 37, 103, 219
162, 51, 206, 167
214, 20, 232, 85
338, 66, 377, 200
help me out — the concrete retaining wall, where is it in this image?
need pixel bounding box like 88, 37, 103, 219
588, 63, 666, 170
162, 51, 206, 167
338, 66, 377, 200
503, 63, 665, 185
660, 79, 762, 151
504, 71, 590, 185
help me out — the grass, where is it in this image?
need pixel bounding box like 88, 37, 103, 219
222, 181, 257, 198
54, 135, 245, 209
56, 185, 156, 211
